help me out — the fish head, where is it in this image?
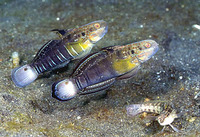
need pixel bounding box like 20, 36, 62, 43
85, 20, 108, 43
66, 20, 108, 44
133, 40, 159, 63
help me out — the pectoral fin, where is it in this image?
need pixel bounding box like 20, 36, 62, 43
117, 65, 140, 80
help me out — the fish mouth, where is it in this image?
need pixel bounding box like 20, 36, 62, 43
89, 25, 108, 44
137, 41, 159, 63
98, 25, 108, 39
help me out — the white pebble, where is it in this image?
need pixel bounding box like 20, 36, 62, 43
77, 116, 81, 120
192, 24, 200, 30
56, 17, 60, 21
156, 71, 161, 75
194, 92, 200, 99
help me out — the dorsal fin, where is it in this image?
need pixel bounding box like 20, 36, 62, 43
71, 51, 103, 76
102, 45, 130, 60
51, 29, 67, 38
101, 45, 121, 52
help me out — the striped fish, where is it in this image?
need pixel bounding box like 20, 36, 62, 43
51, 40, 159, 101
11, 20, 108, 87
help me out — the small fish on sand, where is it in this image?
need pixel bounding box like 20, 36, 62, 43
126, 101, 180, 132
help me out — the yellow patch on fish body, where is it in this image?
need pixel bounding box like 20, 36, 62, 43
62, 20, 107, 59
112, 56, 139, 74
110, 40, 159, 75
64, 39, 94, 59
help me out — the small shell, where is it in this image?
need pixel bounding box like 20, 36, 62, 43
12, 52, 20, 68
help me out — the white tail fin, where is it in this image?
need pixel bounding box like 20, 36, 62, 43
126, 104, 143, 116
52, 79, 78, 101
11, 65, 38, 87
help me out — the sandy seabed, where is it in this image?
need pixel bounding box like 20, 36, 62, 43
0, 0, 199, 136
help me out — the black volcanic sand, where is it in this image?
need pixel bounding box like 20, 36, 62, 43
0, 0, 199, 136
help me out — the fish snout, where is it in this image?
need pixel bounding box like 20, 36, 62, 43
137, 40, 159, 62
89, 20, 108, 43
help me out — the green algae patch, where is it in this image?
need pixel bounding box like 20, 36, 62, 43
5, 121, 27, 132
59, 122, 90, 131
3, 112, 33, 132
39, 127, 61, 137
38, 122, 89, 137
2, 111, 90, 135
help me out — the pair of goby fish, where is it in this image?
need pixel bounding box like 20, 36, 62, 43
126, 102, 180, 132
11, 20, 159, 102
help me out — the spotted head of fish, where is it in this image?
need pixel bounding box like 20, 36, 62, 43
81, 20, 108, 44
133, 40, 159, 63
64, 20, 107, 44
53, 20, 107, 44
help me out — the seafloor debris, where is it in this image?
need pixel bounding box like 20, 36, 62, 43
12, 52, 20, 68
194, 92, 200, 99
194, 92, 200, 106
126, 101, 180, 132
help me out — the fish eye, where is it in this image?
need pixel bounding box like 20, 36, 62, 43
24, 68, 28, 71
81, 32, 85, 36
145, 43, 151, 48
94, 23, 100, 29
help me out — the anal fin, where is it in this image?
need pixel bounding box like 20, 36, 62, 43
80, 78, 116, 95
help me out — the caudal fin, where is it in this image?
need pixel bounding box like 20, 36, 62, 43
126, 104, 143, 116
11, 65, 38, 87
52, 79, 78, 101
